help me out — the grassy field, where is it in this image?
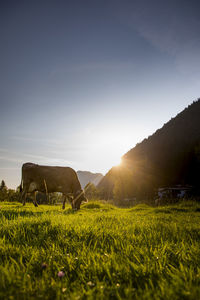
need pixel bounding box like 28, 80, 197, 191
0, 201, 200, 300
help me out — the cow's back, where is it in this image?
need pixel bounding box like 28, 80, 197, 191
22, 163, 80, 193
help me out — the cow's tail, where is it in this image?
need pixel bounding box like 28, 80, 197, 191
19, 178, 23, 193
19, 165, 24, 193
44, 179, 50, 204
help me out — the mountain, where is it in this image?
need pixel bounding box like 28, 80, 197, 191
98, 99, 200, 200
77, 171, 103, 189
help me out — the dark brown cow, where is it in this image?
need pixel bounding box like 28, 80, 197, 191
20, 163, 87, 209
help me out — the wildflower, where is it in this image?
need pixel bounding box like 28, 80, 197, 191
41, 263, 48, 270
58, 271, 65, 278
87, 281, 95, 287
62, 287, 67, 293
116, 283, 120, 287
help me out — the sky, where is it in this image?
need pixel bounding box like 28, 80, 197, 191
0, 0, 200, 188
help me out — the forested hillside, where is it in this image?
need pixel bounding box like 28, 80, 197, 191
98, 99, 200, 200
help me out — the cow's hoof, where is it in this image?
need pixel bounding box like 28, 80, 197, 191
62, 206, 65, 210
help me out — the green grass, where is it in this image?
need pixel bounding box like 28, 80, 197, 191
0, 201, 200, 300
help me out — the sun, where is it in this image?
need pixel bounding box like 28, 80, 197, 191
114, 158, 123, 168
77, 125, 132, 174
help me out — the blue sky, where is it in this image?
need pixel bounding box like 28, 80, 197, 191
0, 0, 200, 188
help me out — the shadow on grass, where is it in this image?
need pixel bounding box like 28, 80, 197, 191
0, 209, 47, 220
129, 204, 152, 212
82, 202, 115, 210
83, 203, 102, 209
0, 202, 21, 206
154, 209, 172, 214
170, 207, 188, 212
155, 207, 189, 214
63, 208, 78, 215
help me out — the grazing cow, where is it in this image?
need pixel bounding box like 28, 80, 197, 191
20, 163, 87, 210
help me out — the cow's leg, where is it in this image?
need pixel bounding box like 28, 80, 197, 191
29, 191, 38, 207
69, 197, 77, 210
21, 188, 27, 206
72, 199, 76, 210
66, 195, 76, 210
33, 191, 38, 207
62, 194, 66, 210
67, 195, 73, 206
48, 194, 51, 205
22, 191, 27, 206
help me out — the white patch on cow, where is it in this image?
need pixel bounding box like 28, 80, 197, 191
28, 182, 37, 192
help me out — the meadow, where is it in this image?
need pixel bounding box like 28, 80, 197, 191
0, 201, 199, 300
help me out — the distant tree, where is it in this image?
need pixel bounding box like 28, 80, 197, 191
49, 192, 63, 204
84, 182, 99, 200
16, 185, 21, 193
7, 189, 20, 202
0, 180, 7, 191
0, 180, 22, 202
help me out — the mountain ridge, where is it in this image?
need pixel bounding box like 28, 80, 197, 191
77, 170, 103, 189
98, 99, 200, 199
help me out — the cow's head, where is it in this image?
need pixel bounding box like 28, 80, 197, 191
72, 190, 88, 210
